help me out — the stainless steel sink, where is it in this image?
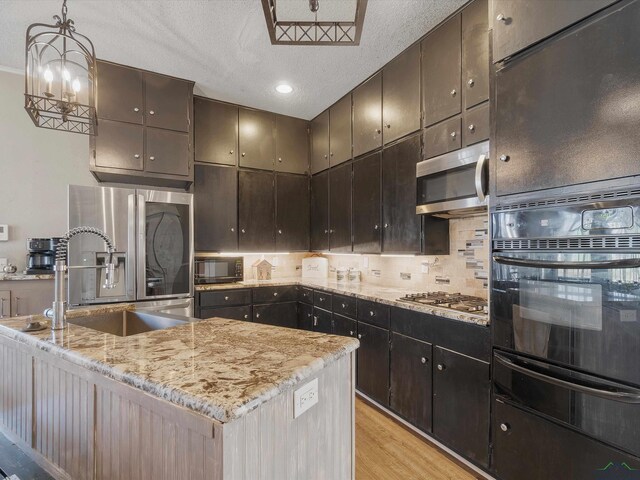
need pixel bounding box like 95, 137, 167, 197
67, 310, 193, 337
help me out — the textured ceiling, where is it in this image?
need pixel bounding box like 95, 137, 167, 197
0, 0, 465, 120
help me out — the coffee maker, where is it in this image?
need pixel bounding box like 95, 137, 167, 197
26, 238, 61, 275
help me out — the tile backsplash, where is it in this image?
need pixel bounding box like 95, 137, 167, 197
240, 215, 489, 299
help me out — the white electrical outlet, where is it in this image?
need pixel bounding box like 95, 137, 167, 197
0, 225, 8, 242
294, 378, 318, 418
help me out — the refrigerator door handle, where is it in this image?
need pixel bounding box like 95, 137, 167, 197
493, 255, 640, 270
495, 353, 640, 404
136, 194, 146, 300
127, 194, 137, 299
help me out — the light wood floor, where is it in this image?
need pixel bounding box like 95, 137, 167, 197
355, 398, 481, 480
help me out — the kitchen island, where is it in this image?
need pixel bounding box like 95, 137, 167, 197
0, 305, 358, 480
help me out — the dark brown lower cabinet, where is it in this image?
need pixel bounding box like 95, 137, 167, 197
198, 305, 251, 322
253, 302, 298, 329
357, 321, 390, 406
276, 173, 309, 251
298, 302, 314, 331
310, 171, 329, 251
313, 307, 333, 334
353, 152, 381, 253
194, 164, 238, 252
333, 313, 357, 338
433, 346, 490, 467
238, 170, 275, 251
390, 333, 433, 433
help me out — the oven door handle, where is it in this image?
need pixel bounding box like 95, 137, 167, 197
493, 255, 640, 270
495, 353, 640, 404
475, 153, 489, 203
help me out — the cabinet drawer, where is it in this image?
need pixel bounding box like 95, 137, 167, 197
299, 287, 314, 305
252, 285, 297, 303
313, 290, 333, 310
463, 102, 489, 147
254, 302, 298, 329
198, 289, 251, 307
332, 294, 357, 318
357, 299, 390, 328
313, 306, 333, 334
423, 116, 462, 159
199, 305, 251, 321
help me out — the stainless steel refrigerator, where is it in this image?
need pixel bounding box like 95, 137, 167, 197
67, 185, 194, 315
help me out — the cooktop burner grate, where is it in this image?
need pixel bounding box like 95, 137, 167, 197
398, 291, 488, 314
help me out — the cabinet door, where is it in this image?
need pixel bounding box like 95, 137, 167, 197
238, 170, 275, 251
254, 302, 298, 329
422, 14, 462, 127
194, 97, 238, 166
298, 302, 314, 331
329, 94, 352, 166
333, 314, 357, 338
423, 116, 462, 159
144, 72, 191, 132
352, 72, 382, 158
433, 347, 490, 467
381, 134, 422, 253
462, 102, 489, 147
194, 164, 238, 251
495, 1, 640, 197
94, 119, 143, 171
382, 43, 421, 144
492, 0, 616, 63
357, 322, 390, 406
352, 152, 381, 253
239, 108, 275, 170
310, 171, 329, 251
462, 0, 489, 109
275, 174, 309, 251
310, 110, 330, 174
145, 128, 190, 176
329, 163, 352, 252
275, 115, 309, 174
7, 281, 54, 317
390, 333, 432, 433
96, 60, 143, 124
313, 307, 333, 334
199, 305, 251, 321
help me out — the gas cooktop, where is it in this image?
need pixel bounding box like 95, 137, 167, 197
398, 291, 488, 314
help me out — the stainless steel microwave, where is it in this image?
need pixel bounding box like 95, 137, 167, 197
416, 141, 489, 218
194, 255, 243, 284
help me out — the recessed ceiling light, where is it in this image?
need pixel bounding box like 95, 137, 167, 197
276, 83, 293, 94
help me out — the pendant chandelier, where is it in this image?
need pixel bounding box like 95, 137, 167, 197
24, 0, 97, 135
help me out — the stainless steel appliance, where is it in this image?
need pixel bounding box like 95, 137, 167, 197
397, 291, 488, 314
68, 185, 194, 314
491, 190, 640, 477
194, 255, 243, 285
26, 237, 61, 274
416, 140, 489, 218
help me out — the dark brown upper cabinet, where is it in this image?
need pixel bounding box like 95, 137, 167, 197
382, 133, 422, 253
423, 116, 462, 159
93, 120, 144, 171
276, 173, 310, 251
194, 97, 238, 166
311, 110, 330, 174
144, 72, 191, 133
491, 0, 616, 63
353, 72, 382, 158
329, 163, 353, 252
422, 14, 462, 128
382, 43, 421, 144
310, 171, 330, 251
145, 128, 190, 176
238, 170, 275, 251
463, 102, 489, 147
194, 164, 238, 252
462, 0, 489, 109
239, 108, 275, 171
329, 94, 352, 166
96, 60, 143, 125
353, 152, 381, 253
275, 115, 309, 175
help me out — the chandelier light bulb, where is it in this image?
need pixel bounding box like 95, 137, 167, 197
62, 68, 71, 81
72, 78, 81, 93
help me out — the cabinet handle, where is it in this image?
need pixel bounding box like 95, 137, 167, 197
224, 296, 229, 301
273, 292, 278, 297
134, 154, 140, 159
468, 124, 475, 132
374, 224, 379, 230
313, 316, 318, 327
278, 229, 282, 235
133, 107, 140, 112
496, 13, 507, 22
437, 364, 445, 371
467, 78, 475, 87
450, 131, 457, 139
385, 124, 391, 129
149, 156, 155, 161
278, 157, 283, 163
229, 150, 234, 154
350, 330, 355, 336
319, 297, 324, 302
369, 310, 375, 317
421, 357, 427, 364
500, 423, 510, 432
324, 229, 328, 234
241, 152, 246, 157
256, 313, 260, 318
244, 314, 249, 319
330, 153, 334, 157
149, 110, 155, 115
384, 223, 389, 228
324, 154, 328, 159
14, 297, 21, 317
450, 89, 457, 97
375, 129, 381, 134
499, 154, 510, 163
231, 227, 235, 232
342, 303, 346, 308
0, 298, 4, 318
357, 334, 362, 339
330, 229, 334, 234
241, 228, 246, 234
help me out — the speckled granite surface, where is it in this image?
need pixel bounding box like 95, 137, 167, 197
196, 277, 490, 326
0, 305, 358, 423
0, 273, 55, 281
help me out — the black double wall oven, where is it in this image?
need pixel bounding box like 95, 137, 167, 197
491, 192, 640, 480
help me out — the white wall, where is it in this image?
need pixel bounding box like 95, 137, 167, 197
0, 69, 98, 271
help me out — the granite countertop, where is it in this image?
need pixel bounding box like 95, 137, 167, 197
196, 277, 490, 326
0, 272, 55, 281
0, 305, 358, 424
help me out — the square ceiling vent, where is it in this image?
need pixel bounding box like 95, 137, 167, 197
262, 0, 368, 45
